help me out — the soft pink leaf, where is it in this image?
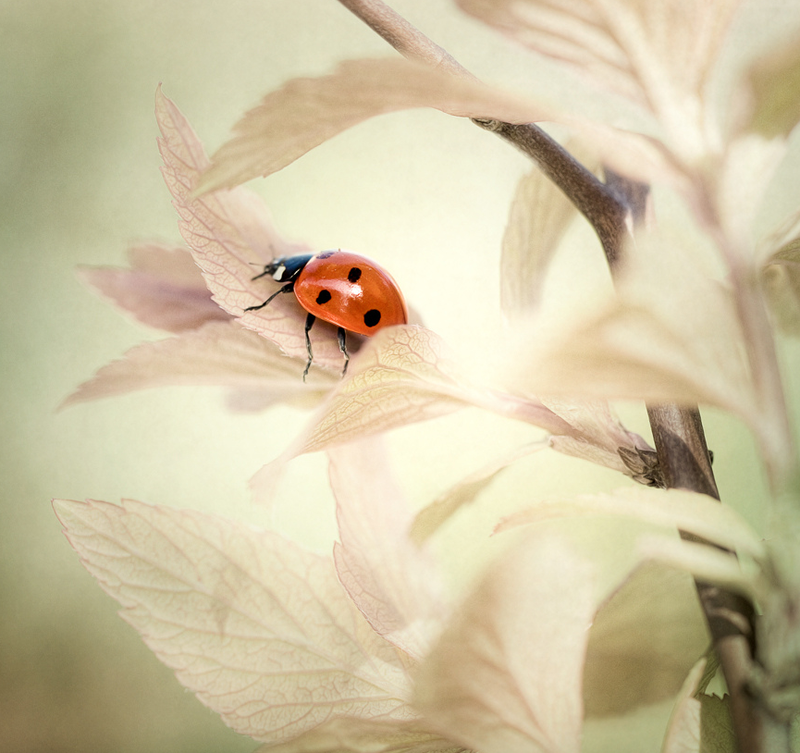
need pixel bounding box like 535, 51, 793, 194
153, 87, 348, 370
196, 57, 683, 194
196, 57, 560, 194
54, 498, 415, 744
414, 531, 595, 753
329, 441, 446, 659
61, 320, 336, 409
79, 243, 230, 332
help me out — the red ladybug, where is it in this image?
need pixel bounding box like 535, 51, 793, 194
246, 249, 408, 379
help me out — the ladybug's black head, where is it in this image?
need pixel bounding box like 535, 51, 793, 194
253, 253, 315, 283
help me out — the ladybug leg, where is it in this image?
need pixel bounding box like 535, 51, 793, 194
302, 312, 316, 382
337, 327, 350, 377
244, 281, 294, 313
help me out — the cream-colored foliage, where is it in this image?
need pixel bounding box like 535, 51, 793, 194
53, 498, 415, 744
497, 486, 766, 562
457, 0, 741, 161
415, 532, 595, 753
197, 57, 560, 194
330, 442, 446, 659
500, 223, 761, 432
501, 166, 581, 318
154, 87, 347, 370
62, 320, 335, 408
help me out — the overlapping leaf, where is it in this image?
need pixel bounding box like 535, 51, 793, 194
154, 87, 347, 370
329, 441, 446, 659
497, 486, 766, 562
62, 320, 335, 408
499, 223, 761, 434
196, 57, 560, 193
414, 531, 597, 753
79, 243, 230, 333
195, 57, 681, 195
54, 498, 415, 744
456, 0, 741, 158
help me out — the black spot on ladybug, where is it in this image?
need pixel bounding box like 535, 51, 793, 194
348, 267, 362, 283
317, 251, 336, 259
364, 309, 381, 328
316, 289, 332, 305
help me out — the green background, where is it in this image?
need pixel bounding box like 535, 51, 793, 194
2, 1, 798, 751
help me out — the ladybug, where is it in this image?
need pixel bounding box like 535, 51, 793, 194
246, 249, 408, 380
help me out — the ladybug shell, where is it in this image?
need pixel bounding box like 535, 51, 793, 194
294, 250, 408, 337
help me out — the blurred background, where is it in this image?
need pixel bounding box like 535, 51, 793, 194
2, 1, 798, 751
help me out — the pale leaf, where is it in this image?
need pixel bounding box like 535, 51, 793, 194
79, 243, 229, 333
457, 0, 741, 156
61, 320, 335, 409
714, 133, 788, 248
497, 486, 766, 562
742, 27, 800, 138
636, 534, 758, 602
329, 441, 446, 659
153, 87, 347, 370
500, 165, 581, 318
197, 57, 683, 194
254, 718, 466, 753
53, 498, 414, 744
500, 225, 760, 433
661, 659, 706, 753
414, 531, 595, 753
584, 564, 708, 716
411, 442, 548, 543
261, 327, 469, 467
196, 57, 559, 194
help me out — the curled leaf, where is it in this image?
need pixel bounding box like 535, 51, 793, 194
661, 659, 706, 753
584, 564, 708, 716
499, 224, 762, 439
197, 57, 683, 194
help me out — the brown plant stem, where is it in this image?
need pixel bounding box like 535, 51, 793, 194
335, 1, 771, 750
